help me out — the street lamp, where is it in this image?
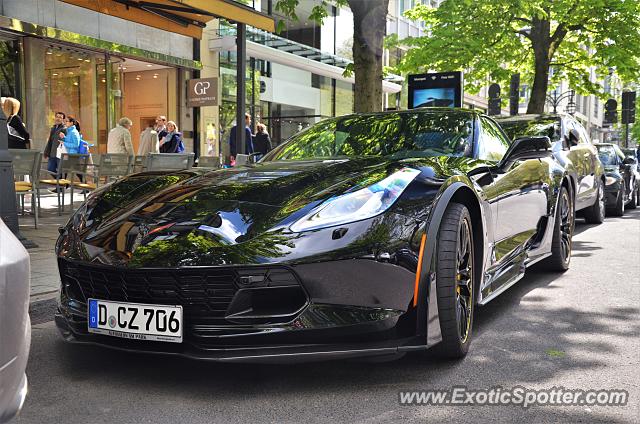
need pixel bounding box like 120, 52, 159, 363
0, 101, 36, 248
546, 89, 577, 114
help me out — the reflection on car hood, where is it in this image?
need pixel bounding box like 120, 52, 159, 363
61, 156, 485, 267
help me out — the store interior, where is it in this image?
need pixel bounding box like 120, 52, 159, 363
44, 45, 176, 153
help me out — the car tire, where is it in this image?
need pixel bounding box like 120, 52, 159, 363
436, 202, 474, 359
540, 186, 573, 272
610, 182, 625, 217
583, 179, 605, 224
628, 184, 637, 209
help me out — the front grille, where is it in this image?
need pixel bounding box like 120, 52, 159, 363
59, 259, 300, 322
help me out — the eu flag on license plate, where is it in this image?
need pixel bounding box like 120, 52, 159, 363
88, 299, 98, 328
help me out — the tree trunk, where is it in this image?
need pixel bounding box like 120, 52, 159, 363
348, 0, 389, 113
526, 17, 551, 114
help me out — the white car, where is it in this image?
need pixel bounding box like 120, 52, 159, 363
0, 219, 30, 423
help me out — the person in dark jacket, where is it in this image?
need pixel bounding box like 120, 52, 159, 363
43, 111, 66, 173
229, 113, 254, 160
159, 121, 183, 153
155, 115, 168, 141
252, 123, 272, 158
3, 97, 30, 149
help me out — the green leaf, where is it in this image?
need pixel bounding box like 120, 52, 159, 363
342, 63, 355, 78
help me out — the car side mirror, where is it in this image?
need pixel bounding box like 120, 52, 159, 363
499, 136, 552, 169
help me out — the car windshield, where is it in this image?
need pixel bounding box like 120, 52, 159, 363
498, 117, 561, 142
597, 146, 618, 166
622, 148, 637, 159
262, 111, 474, 161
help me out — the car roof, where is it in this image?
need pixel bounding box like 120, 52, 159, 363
493, 114, 562, 123
344, 107, 480, 119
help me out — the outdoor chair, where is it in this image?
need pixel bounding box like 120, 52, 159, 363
133, 155, 147, 173
234, 153, 261, 166
197, 156, 221, 168
39, 154, 93, 214
10, 149, 42, 228
145, 153, 195, 171
94, 153, 133, 187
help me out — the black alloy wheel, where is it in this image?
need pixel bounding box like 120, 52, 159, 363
583, 179, 605, 224
541, 185, 573, 272
455, 216, 473, 343
436, 202, 474, 358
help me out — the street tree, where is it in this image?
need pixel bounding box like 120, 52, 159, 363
275, 0, 389, 113
393, 0, 640, 113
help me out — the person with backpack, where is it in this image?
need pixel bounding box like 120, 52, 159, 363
159, 121, 184, 153
58, 116, 81, 154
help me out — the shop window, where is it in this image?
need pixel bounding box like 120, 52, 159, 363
45, 46, 104, 148
0, 40, 20, 98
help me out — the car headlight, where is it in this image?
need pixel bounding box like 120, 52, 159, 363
290, 168, 421, 232
605, 176, 618, 185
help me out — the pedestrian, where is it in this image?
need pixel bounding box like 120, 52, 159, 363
58, 116, 81, 154
3, 97, 30, 149
229, 113, 254, 161
44, 111, 66, 174
138, 119, 159, 155
107, 117, 134, 155
159, 121, 184, 153
252, 123, 272, 158
155, 115, 168, 141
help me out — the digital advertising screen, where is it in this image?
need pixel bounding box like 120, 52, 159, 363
408, 72, 463, 109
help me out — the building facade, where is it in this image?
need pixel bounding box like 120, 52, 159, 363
0, 0, 204, 154
203, 0, 410, 157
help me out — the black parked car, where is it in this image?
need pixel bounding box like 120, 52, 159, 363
595, 143, 638, 215
496, 114, 606, 224
56, 109, 574, 362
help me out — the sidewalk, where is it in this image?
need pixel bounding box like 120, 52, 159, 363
18, 190, 85, 299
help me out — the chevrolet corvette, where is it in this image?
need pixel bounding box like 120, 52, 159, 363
55, 109, 574, 362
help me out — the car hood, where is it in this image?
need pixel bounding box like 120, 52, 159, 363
60, 156, 485, 267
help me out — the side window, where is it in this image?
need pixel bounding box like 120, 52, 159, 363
568, 118, 589, 144
478, 118, 510, 161
614, 146, 625, 163
577, 124, 590, 144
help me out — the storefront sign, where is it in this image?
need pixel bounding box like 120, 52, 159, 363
408, 72, 463, 109
187, 78, 218, 107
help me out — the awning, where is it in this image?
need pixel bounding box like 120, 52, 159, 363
210, 28, 403, 94
60, 0, 275, 39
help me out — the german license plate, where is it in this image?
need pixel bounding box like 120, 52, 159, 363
87, 299, 183, 343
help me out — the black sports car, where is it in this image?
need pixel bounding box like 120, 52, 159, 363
496, 114, 606, 224
55, 109, 574, 362
595, 143, 639, 215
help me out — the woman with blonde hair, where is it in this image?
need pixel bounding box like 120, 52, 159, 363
159, 120, 184, 153
3, 97, 30, 149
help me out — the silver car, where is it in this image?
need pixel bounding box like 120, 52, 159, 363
0, 219, 30, 423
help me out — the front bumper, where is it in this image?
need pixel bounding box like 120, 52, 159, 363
604, 181, 621, 207
55, 259, 428, 362
0, 373, 27, 424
